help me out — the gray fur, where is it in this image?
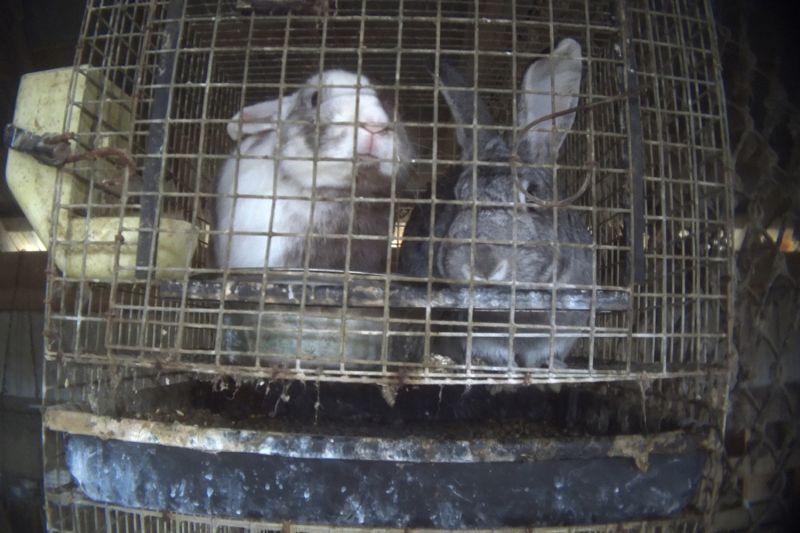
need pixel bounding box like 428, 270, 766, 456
398, 51, 592, 369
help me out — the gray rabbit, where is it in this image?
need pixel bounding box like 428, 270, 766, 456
399, 38, 592, 369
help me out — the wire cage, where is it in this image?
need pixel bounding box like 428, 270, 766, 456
44, 497, 708, 533
39, 0, 735, 530
45, 503, 708, 533
43, 0, 734, 385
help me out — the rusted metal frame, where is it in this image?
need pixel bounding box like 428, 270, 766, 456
135, 0, 185, 279
159, 278, 631, 311
617, 0, 647, 286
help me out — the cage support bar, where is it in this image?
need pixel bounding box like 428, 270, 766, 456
43, 404, 705, 464
618, 0, 647, 285
135, 0, 185, 279
158, 279, 630, 311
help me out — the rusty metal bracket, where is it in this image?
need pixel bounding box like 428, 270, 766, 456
617, 0, 647, 285
4, 124, 73, 166
135, 0, 185, 279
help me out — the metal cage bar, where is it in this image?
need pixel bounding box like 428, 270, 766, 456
41, 0, 733, 386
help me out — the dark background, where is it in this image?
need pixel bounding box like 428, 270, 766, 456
0, 0, 85, 216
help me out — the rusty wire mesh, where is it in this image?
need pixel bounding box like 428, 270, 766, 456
39, 0, 738, 529
44, 496, 706, 533
43, 0, 734, 387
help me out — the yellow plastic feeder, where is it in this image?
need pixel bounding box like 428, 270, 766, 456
5, 67, 198, 280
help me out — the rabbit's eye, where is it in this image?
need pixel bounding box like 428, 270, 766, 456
309, 91, 318, 108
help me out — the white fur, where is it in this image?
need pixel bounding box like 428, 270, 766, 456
215, 132, 341, 268
214, 70, 408, 269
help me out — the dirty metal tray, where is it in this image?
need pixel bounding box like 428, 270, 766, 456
158, 271, 630, 312
47, 397, 708, 528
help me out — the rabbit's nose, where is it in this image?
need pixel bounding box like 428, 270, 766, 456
357, 124, 392, 157
361, 123, 389, 135
474, 248, 509, 281
461, 264, 482, 281
469, 262, 493, 282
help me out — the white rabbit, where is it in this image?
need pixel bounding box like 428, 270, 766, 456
214, 69, 413, 272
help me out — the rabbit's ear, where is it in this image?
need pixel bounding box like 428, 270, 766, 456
435, 60, 501, 161
517, 38, 582, 162
227, 93, 297, 141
